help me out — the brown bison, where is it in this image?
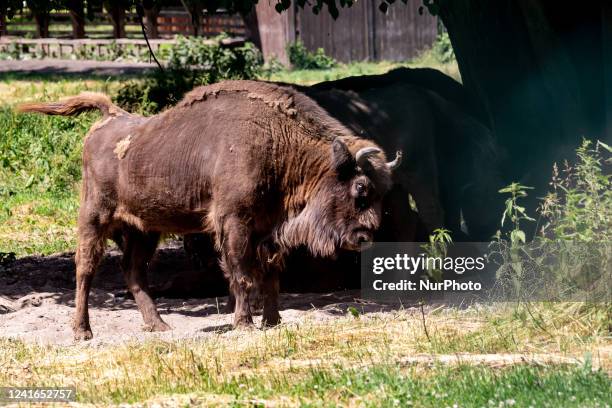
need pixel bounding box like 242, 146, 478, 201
19, 80, 401, 340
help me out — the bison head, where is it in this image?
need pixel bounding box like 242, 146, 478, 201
327, 138, 402, 251
276, 138, 401, 258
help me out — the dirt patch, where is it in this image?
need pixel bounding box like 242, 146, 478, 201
0, 242, 396, 346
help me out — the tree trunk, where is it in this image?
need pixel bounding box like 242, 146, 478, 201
66, 0, 86, 39
143, 4, 160, 39
436, 0, 606, 218
241, 9, 261, 50
106, 3, 126, 38
180, 0, 202, 36
0, 12, 6, 37
602, 3, 612, 143
33, 12, 50, 38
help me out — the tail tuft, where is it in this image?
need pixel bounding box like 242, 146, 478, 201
17, 92, 126, 118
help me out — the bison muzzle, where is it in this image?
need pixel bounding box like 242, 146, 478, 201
18, 81, 401, 340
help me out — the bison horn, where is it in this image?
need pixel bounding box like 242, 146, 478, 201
355, 146, 382, 167
386, 150, 403, 170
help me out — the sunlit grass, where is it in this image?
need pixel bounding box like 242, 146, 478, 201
264, 57, 460, 86
0, 303, 609, 405
0, 190, 78, 256
0, 76, 126, 106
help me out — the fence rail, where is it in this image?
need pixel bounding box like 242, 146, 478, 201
2, 8, 245, 39
0, 37, 245, 60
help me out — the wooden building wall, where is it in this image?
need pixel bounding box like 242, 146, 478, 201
255, 1, 438, 63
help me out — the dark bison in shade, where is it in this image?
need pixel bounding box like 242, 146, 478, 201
18, 80, 402, 340
305, 68, 501, 241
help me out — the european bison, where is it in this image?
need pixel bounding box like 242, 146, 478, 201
19, 80, 401, 340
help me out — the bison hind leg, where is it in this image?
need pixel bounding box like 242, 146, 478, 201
73, 220, 107, 341
120, 226, 170, 332
217, 216, 264, 329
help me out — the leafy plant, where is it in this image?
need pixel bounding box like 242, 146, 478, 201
539, 139, 611, 242
490, 141, 611, 303
114, 35, 263, 114
421, 228, 452, 281
260, 56, 286, 79
497, 182, 535, 246
287, 40, 336, 70
432, 31, 455, 64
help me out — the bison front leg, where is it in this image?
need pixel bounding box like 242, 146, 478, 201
261, 267, 281, 327
120, 227, 170, 332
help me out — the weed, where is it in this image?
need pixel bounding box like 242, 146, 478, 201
287, 40, 337, 70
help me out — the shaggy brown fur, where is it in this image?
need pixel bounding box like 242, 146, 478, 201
18, 80, 400, 340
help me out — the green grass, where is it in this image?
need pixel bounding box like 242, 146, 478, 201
0, 75, 121, 256
0, 302, 609, 406
0, 102, 95, 256
265, 58, 460, 85
0, 190, 78, 255
60, 364, 612, 406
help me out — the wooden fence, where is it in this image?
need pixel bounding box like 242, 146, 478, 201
256, 0, 438, 63
2, 8, 245, 39
0, 37, 245, 60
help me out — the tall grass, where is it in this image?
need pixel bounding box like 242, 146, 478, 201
0, 307, 609, 406
0, 107, 95, 194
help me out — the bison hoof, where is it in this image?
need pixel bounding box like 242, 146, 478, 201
142, 320, 171, 332
233, 316, 254, 329
262, 313, 281, 328
73, 328, 93, 341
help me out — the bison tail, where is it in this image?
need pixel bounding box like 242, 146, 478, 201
17, 92, 126, 118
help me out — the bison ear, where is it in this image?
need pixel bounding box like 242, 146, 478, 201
331, 138, 356, 179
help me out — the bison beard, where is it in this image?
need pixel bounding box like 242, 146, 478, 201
18, 81, 401, 340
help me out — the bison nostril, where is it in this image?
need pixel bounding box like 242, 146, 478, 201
357, 233, 370, 244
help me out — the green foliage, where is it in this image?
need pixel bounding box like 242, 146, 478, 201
421, 228, 452, 281
497, 182, 535, 246
114, 35, 263, 114
431, 31, 456, 64
260, 56, 286, 80
491, 141, 611, 303
0, 106, 95, 195
539, 139, 611, 242
287, 40, 337, 70
166, 35, 263, 79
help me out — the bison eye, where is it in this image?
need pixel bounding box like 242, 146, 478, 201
356, 182, 366, 195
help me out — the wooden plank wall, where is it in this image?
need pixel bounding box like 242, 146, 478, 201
256, 0, 438, 63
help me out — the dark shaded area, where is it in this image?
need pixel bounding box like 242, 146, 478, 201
0, 242, 225, 300
312, 67, 488, 125
0, 241, 395, 317
435, 1, 612, 227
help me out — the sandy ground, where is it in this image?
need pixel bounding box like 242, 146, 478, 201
0, 243, 396, 346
